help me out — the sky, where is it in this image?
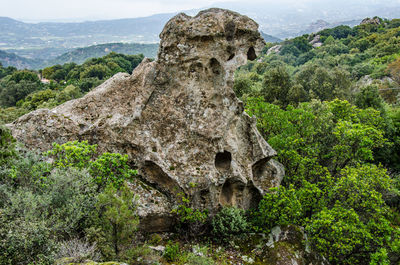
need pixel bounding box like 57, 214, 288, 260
0, 0, 237, 22
1, 0, 399, 22
0, 0, 317, 22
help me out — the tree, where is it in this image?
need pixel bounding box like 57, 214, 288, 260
261, 66, 292, 106
0, 80, 40, 107
9, 70, 39, 83
355, 85, 385, 111
88, 183, 138, 259
387, 57, 400, 84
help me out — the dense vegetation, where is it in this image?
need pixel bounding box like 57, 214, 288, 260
0, 17, 400, 264
0, 52, 144, 125
235, 17, 400, 264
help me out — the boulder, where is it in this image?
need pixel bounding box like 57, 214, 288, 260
7, 8, 284, 231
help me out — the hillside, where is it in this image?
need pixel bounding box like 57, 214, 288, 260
48, 43, 159, 65
260, 31, 282, 43
1, 0, 400, 55
0, 50, 41, 69
0, 13, 170, 51
235, 17, 400, 106
0, 43, 158, 69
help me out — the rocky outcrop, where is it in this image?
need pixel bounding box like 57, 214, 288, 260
8, 8, 283, 231
267, 45, 282, 55
309, 35, 322, 48
257, 226, 328, 265
360, 17, 381, 26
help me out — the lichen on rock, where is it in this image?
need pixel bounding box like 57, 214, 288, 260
8, 8, 283, 231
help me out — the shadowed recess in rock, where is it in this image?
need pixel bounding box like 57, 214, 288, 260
215, 151, 232, 172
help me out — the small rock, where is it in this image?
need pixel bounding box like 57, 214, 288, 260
149, 245, 165, 252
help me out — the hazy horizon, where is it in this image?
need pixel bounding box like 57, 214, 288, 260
2, 0, 399, 23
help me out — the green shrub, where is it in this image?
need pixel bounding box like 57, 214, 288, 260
87, 183, 138, 260
211, 207, 248, 241
46, 140, 97, 169
0, 125, 16, 165
172, 193, 209, 237
173, 194, 208, 224
253, 185, 303, 233
89, 152, 137, 189
184, 252, 215, 265
163, 241, 181, 262
0, 216, 57, 265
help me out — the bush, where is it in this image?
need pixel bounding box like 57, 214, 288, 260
87, 183, 138, 260
46, 140, 97, 169
211, 207, 248, 241
56, 238, 101, 262
0, 216, 57, 265
252, 186, 303, 233
89, 152, 137, 189
172, 194, 209, 237
163, 241, 181, 262
0, 125, 16, 165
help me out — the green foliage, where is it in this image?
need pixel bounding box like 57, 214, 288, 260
172, 193, 209, 239
261, 65, 292, 106
90, 152, 137, 189
235, 18, 400, 108
46, 140, 97, 169
252, 186, 304, 232
211, 207, 248, 240
88, 183, 138, 260
0, 162, 98, 264
355, 85, 385, 111
46, 141, 137, 190
173, 194, 209, 225
0, 79, 41, 107
163, 241, 181, 262
0, 125, 16, 165
0, 52, 144, 122
246, 97, 399, 263
9, 70, 39, 83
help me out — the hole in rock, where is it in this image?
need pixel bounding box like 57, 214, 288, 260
247, 47, 257, 60
189, 62, 203, 73
246, 184, 263, 209
209, 58, 222, 75
219, 178, 245, 206
215, 151, 232, 171
252, 157, 270, 182
142, 160, 183, 197
228, 53, 235, 61
225, 20, 236, 41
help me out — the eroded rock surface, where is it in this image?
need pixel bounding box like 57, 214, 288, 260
260, 226, 328, 265
8, 8, 283, 231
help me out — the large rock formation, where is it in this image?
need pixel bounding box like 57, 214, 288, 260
8, 8, 283, 231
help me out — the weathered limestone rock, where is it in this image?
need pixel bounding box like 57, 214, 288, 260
8, 8, 283, 231
360, 17, 381, 26
258, 226, 328, 265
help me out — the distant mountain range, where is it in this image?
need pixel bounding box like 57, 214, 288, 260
48, 43, 158, 65
0, 50, 42, 69
0, 43, 159, 69
261, 32, 282, 43
1, 0, 399, 68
